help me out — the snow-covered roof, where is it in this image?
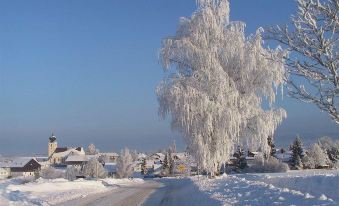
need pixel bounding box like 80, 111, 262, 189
35, 157, 49, 162
51, 148, 85, 158
172, 153, 187, 160
65, 155, 88, 162
149, 153, 165, 161
99, 152, 119, 157
138, 153, 147, 159
0, 168, 8, 172
0, 157, 39, 168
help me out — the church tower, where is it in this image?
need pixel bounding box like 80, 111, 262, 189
48, 132, 58, 158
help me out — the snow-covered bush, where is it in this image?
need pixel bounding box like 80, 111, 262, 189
82, 158, 107, 178
65, 166, 79, 181
116, 148, 134, 178
39, 167, 64, 179
157, 0, 287, 174
248, 157, 289, 173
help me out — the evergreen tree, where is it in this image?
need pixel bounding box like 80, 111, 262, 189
163, 153, 169, 169
289, 136, 304, 169
233, 146, 247, 171
267, 136, 276, 157
161, 152, 171, 176
168, 152, 175, 175
141, 158, 147, 175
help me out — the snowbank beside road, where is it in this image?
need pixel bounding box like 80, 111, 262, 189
0, 177, 144, 206
192, 170, 339, 206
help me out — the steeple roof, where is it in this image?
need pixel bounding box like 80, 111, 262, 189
49, 132, 57, 143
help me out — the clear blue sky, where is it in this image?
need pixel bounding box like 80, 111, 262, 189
0, 0, 338, 155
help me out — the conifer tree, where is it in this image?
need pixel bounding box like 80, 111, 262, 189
267, 136, 276, 157
233, 146, 247, 171
141, 158, 147, 175
168, 152, 175, 175
290, 136, 304, 169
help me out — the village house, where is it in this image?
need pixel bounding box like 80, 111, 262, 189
0, 157, 41, 178
0, 168, 10, 179
98, 152, 119, 163
65, 154, 89, 169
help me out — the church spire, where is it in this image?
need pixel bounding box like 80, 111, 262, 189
49, 132, 57, 143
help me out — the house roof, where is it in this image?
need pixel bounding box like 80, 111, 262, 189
75, 147, 83, 152
54, 147, 68, 153
51, 148, 85, 159
0, 157, 40, 168
65, 155, 88, 162
150, 153, 165, 160
0, 168, 8, 172
172, 153, 187, 160
49, 135, 56, 143
99, 152, 119, 157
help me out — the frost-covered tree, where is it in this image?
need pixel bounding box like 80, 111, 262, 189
157, 0, 286, 173
318, 136, 339, 167
116, 148, 134, 178
66, 166, 79, 181
87, 143, 99, 155
82, 158, 107, 178
131, 150, 139, 162
303, 143, 329, 169
266, 0, 339, 123
170, 140, 177, 154
290, 136, 304, 169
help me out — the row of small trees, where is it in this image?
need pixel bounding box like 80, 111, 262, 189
290, 136, 339, 169
232, 139, 290, 173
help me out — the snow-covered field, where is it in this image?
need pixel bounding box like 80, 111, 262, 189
0, 177, 144, 206
193, 169, 339, 206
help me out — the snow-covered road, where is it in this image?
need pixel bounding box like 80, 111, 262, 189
57, 180, 161, 206
143, 178, 222, 206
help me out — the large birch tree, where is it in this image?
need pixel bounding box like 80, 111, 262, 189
157, 0, 287, 173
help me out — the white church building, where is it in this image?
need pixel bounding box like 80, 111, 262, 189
47, 133, 85, 165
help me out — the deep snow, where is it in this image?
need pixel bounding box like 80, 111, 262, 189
0, 177, 144, 206
193, 170, 339, 206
